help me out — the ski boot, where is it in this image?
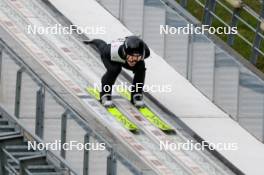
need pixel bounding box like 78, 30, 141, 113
101, 94, 114, 108
132, 94, 145, 108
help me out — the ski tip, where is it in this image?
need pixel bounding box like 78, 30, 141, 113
138, 106, 176, 133
163, 129, 176, 135
124, 123, 139, 133
158, 125, 176, 134
107, 107, 140, 133
130, 128, 140, 134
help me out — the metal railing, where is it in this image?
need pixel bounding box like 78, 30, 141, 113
0, 104, 80, 175
177, 0, 264, 66
0, 38, 142, 175
161, 0, 264, 143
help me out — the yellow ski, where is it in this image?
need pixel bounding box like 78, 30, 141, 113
117, 88, 174, 132
86, 87, 139, 132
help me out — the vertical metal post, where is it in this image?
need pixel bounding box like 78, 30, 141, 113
251, 3, 264, 64
83, 132, 90, 175
180, 0, 187, 8
14, 68, 23, 118
187, 33, 194, 81
60, 111, 68, 159
202, 0, 216, 25
35, 86, 45, 139
107, 149, 117, 175
0, 142, 5, 175
0, 147, 7, 175
250, 23, 262, 65
227, 8, 240, 46
236, 73, 241, 122
262, 2, 264, 143
263, 103, 264, 143
119, 0, 124, 21
0, 46, 3, 84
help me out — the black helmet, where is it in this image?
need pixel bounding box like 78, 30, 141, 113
124, 36, 145, 56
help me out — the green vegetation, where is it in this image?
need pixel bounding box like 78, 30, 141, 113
175, 0, 264, 71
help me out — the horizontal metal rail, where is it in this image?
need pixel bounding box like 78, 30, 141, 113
177, 0, 264, 65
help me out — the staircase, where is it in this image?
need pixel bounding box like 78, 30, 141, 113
0, 106, 75, 175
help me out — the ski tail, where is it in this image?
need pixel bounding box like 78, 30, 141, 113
86, 87, 100, 100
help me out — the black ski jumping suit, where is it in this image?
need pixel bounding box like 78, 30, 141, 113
85, 37, 150, 103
